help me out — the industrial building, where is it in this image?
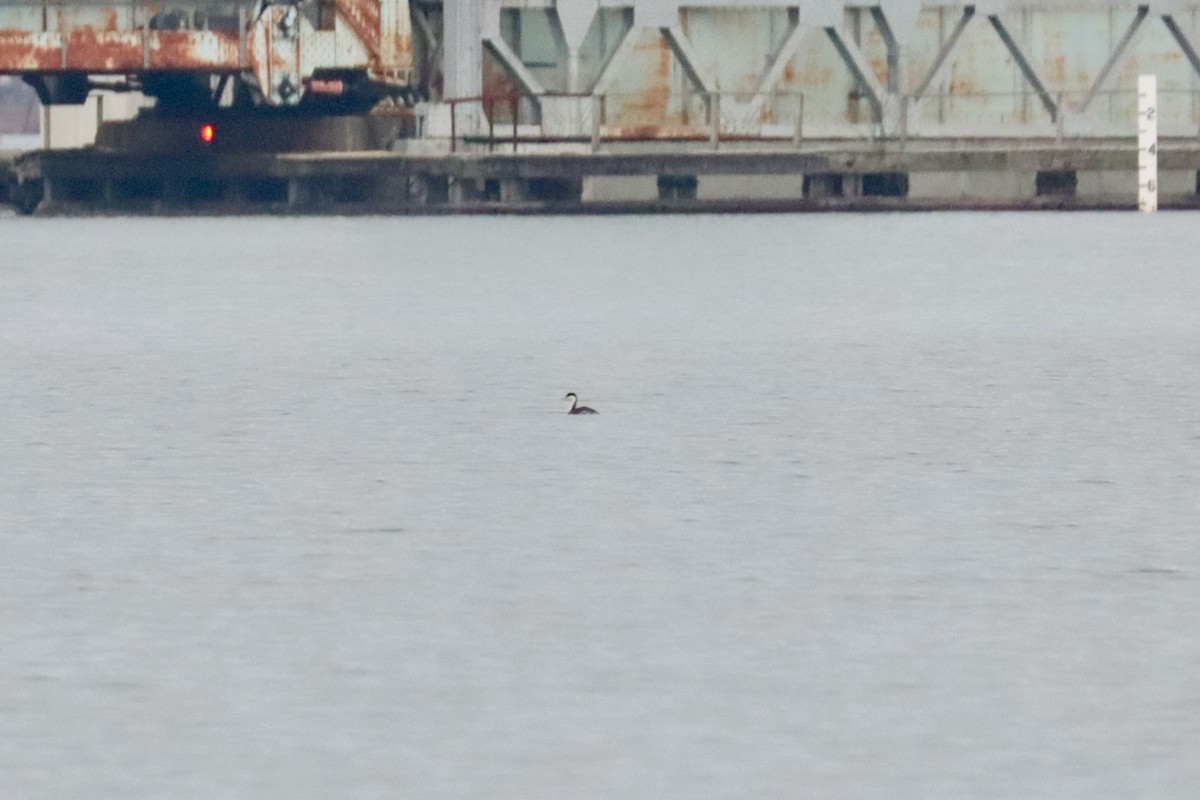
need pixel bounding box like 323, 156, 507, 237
4, 0, 1200, 211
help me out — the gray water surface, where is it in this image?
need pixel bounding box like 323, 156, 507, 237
3, 213, 1200, 798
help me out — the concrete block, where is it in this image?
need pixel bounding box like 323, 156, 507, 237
540, 96, 594, 138
696, 174, 804, 200
1075, 170, 1136, 199
908, 170, 1032, 200
582, 175, 657, 201
1160, 170, 1193, 196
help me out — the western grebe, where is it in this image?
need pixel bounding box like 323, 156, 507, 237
564, 392, 598, 415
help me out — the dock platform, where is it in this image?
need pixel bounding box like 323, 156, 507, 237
7, 140, 1200, 215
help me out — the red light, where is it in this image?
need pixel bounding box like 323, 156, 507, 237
199, 124, 215, 144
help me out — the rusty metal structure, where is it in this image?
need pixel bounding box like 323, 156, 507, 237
0, 0, 417, 110
440, 1, 1200, 142
3, 0, 1200, 148
13, 0, 1200, 215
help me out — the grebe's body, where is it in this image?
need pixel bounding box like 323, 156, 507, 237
564, 392, 598, 415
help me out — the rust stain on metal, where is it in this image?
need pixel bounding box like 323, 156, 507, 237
780, 65, 834, 88
0, 32, 62, 70
0, 28, 242, 72
616, 34, 671, 125
1046, 55, 1065, 84
336, 0, 381, 68
392, 30, 413, 72
869, 56, 888, 85
604, 125, 706, 140
482, 72, 515, 105
481, 50, 518, 122
65, 30, 142, 71
948, 77, 975, 95
152, 31, 239, 69
0, 0, 414, 106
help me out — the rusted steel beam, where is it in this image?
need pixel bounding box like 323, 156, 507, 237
0, 0, 415, 103
336, 0, 382, 62
152, 31, 240, 70
482, 35, 545, 97
0, 29, 241, 72
0, 32, 62, 71
64, 31, 141, 71
378, 0, 413, 76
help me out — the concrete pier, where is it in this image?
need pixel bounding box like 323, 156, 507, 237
8, 140, 1200, 215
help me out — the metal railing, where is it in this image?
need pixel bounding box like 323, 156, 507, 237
436, 86, 1200, 152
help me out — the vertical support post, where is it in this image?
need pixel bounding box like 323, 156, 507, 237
512, 93, 519, 154
487, 98, 495, 152
499, 179, 524, 203
450, 100, 457, 153
567, 48, 582, 94
287, 178, 310, 208
444, 1, 483, 103
591, 94, 602, 152
793, 93, 805, 148
1139, 74, 1158, 212
1055, 92, 1064, 146
710, 92, 720, 150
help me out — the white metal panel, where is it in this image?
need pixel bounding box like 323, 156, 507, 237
443, 0, 483, 97
633, 0, 679, 27
558, 0, 600, 47
335, 15, 371, 65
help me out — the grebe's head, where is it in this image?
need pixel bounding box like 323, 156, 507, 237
564, 392, 577, 401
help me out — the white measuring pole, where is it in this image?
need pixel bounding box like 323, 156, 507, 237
1138, 74, 1158, 213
